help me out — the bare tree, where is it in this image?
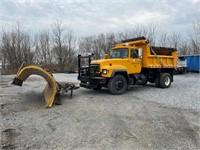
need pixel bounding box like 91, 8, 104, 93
117, 29, 133, 41
168, 32, 181, 50
79, 35, 102, 59
133, 24, 158, 45
158, 31, 170, 47
64, 29, 77, 71
103, 33, 116, 54
52, 20, 77, 72
0, 36, 3, 69
117, 24, 157, 45
79, 24, 157, 60
79, 33, 116, 59
1, 28, 18, 68
193, 18, 200, 35
188, 18, 200, 54
0, 22, 34, 73
52, 20, 66, 72
21, 33, 33, 66
34, 30, 52, 65
146, 24, 157, 45
79, 36, 94, 54
132, 24, 148, 38
179, 40, 190, 55
0, 29, 10, 69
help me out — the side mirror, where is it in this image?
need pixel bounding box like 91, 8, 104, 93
103, 54, 109, 59
138, 48, 142, 58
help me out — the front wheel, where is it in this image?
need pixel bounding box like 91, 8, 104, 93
108, 75, 127, 95
159, 73, 172, 88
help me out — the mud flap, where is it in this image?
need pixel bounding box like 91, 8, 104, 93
12, 65, 57, 108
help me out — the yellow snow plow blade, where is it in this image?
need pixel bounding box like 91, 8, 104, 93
12, 65, 57, 108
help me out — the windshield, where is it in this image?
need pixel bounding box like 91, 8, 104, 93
110, 48, 128, 58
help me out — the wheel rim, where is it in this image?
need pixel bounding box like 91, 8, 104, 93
114, 79, 124, 91
164, 76, 170, 86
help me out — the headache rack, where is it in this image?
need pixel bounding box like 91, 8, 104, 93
78, 54, 100, 80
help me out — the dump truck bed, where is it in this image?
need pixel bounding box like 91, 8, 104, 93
119, 38, 178, 69
141, 45, 177, 68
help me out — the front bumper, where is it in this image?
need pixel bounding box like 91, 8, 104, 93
78, 76, 107, 89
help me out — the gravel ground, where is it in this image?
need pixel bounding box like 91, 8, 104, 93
0, 73, 200, 150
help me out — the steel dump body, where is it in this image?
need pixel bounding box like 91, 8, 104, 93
141, 45, 177, 69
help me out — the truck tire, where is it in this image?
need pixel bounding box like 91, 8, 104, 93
155, 75, 160, 87
108, 75, 127, 95
159, 73, 172, 88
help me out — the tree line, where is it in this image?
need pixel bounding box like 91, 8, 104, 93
0, 19, 199, 74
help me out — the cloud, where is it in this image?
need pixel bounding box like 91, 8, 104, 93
130, 11, 168, 24
192, 0, 200, 2
1, 0, 199, 36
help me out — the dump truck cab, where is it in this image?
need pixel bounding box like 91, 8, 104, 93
92, 46, 142, 76
78, 37, 177, 95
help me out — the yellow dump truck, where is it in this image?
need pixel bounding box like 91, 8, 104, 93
78, 36, 177, 94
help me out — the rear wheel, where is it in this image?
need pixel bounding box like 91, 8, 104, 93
159, 73, 172, 88
108, 75, 127, 95
155, 75, 161, 87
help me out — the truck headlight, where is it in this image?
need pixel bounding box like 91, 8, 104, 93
102, 69, 108, 74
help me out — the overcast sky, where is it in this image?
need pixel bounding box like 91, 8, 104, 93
1, 0, 200, 36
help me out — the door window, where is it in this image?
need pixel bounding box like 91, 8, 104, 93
131, 49, 138, 58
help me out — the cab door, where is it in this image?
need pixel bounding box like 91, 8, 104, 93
128, 49, 142, 74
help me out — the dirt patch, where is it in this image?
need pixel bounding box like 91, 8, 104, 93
0, 102, 29, 117
1, 128, 20, 149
